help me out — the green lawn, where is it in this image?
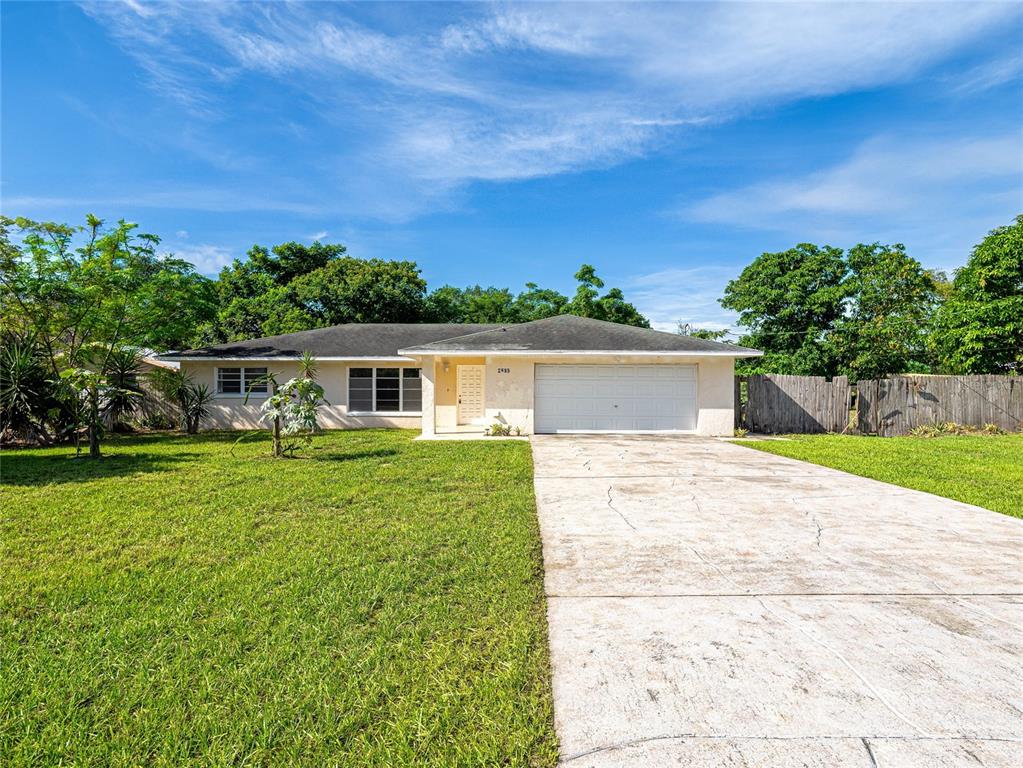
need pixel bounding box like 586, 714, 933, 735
738, 433, 1023, 518
0, 430, 558, 767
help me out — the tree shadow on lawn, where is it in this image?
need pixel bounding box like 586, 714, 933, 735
0, 450, 201, 486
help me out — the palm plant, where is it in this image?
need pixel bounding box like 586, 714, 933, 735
0, 334, 56, 442
182, 383, 214, 434
148, 368, 212, 434
102, 347, 144, 428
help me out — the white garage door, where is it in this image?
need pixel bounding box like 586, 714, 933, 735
534, 364, 697, 433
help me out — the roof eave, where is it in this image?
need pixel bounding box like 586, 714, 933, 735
157, 355, 416, 362
397, 348, 763, 358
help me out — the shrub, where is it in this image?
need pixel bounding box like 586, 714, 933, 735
136, 413, 175, 431
909, 421, 1008, 438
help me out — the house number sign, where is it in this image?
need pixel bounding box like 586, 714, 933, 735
497, 367, 511, 374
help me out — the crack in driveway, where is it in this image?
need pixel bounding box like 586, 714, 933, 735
531, 435, 1023, 766
606, 484, 636, 530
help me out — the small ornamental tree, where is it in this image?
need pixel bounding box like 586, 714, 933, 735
57, 366, 140, 458
247, 352, 326, 457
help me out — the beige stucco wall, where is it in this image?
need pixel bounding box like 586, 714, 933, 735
418, 354, 737, 437
693, 356, 736, 436
180, 360, 422, 431
431, 356, 486, 429
182, 354, 738, 436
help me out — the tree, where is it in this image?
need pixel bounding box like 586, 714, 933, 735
720, 244, 848, 375
206, 244, 428, 340
677, 323, 730, 341
513, 282, 568, 321
566, 265, 649, 327
1, 215, 216, 451
246, 352, 326, 457
2, 215, 216, 366
103, 347, 145, 429
291, 257, 428, 325
830, 243, 939, 380
933, 215, 1023, 374
425, 268, 647, 327
426, 285, 528, 323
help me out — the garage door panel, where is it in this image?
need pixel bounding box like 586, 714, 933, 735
535, 364, 698, 433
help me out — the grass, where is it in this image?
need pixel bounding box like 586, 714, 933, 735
0, 430, 558, 767
738, 433, 1023, 518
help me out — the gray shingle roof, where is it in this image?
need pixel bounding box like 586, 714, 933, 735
159, 324, 502, 359
399, 315, 761, 356
159, 315, 761, 359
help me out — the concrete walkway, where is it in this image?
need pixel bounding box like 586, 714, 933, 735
531, 435, 1023, 767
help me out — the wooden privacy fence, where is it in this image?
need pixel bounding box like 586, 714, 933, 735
857, 375, 1023, 436
736, 374, 851, 434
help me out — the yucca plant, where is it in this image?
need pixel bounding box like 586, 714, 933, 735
103, 347, 144, 428
0, 334, 56, 442
148, 368, 212, 434
183, 383, 214, 434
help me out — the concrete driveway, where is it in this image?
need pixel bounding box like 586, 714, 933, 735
531, 435, 1023, 767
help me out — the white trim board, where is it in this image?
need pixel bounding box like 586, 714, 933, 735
162, 356, 415, 362
399, 349, 761, 357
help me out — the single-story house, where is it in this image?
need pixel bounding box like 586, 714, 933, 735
157, 315, 761, 437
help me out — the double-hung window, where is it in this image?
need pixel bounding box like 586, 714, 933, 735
216, 367, 268, 396
348, 367, 422, 413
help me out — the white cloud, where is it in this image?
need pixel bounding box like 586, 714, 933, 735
169, 243, 234, 275
4, 187, 322, 216
175, 230, 189, 239
682, 131, 1022, 270
77, 1, 1021, 220
307, 230, 328, 242
624, 265, 742, 333
687, 132, 1020, 221
949, 53, 1023, 94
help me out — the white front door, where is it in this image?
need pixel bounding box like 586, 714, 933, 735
456, 365, 485, 424
534, 364, 698, 433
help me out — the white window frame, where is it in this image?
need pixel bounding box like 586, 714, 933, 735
348, 366, 422, 415
215, 366, 269, 398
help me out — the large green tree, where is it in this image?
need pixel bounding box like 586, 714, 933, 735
829, 243, 939, 380
203, 241, 349, 342
1, 215, 215, 451
204, 242, 429, 341
1, 215, 215, 369
933, 215, 1023, 374
513, 282, 569, 321
566, 265, 650, 327
720, 244, 848, 375
425, 285, 519, 323
291, 257, 428, 325
425, 265, 648, 327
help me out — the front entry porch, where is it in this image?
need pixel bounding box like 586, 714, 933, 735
415, 355, 534, 438
420, 356, 493, 438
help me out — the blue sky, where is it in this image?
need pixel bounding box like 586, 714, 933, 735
3, 1, 1021, 331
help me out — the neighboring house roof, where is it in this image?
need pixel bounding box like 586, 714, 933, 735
158, 315, 761, 361
399, 315, 761, 357
140, 356, 180, 370
158, 324, 502, 360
